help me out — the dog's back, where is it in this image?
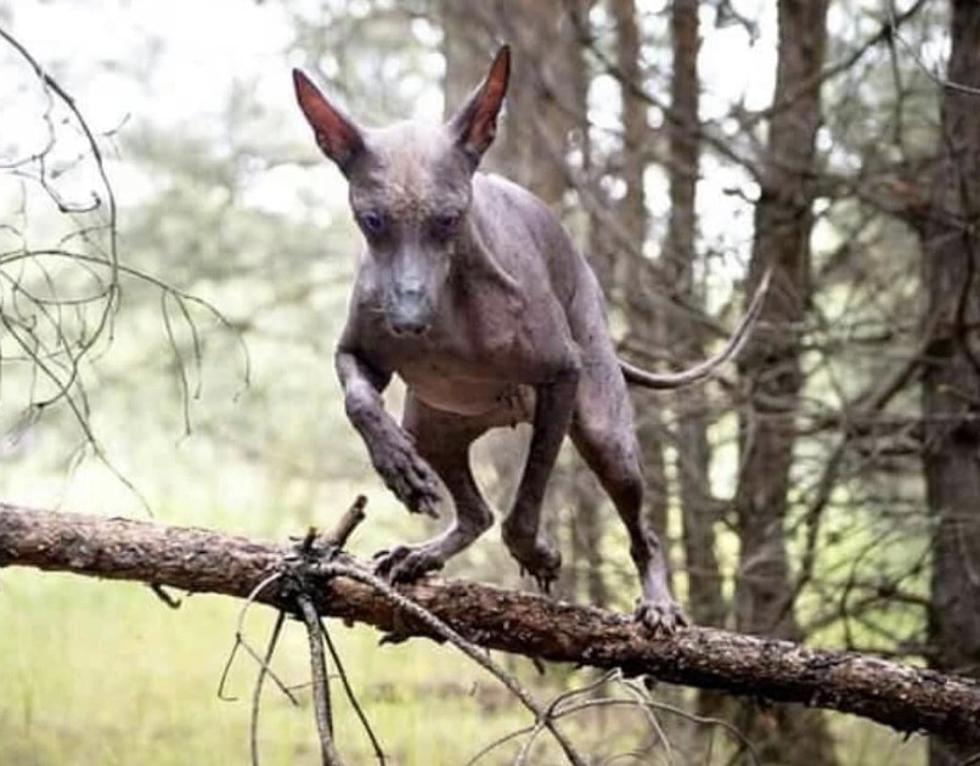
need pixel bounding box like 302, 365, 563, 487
471, 172, 603, 317
470, 172, 610, 350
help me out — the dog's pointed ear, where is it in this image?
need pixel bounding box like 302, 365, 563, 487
448, 45, 510, 167
293, 69, 365, 174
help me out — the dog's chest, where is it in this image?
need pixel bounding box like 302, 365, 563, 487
355, 271, 540, 420
407, 369, 534, 420
385, 342, 533, 420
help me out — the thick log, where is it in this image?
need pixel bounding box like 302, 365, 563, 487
2, 503, 979, 746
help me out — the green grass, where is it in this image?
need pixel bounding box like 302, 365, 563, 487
0, 565, 618, 765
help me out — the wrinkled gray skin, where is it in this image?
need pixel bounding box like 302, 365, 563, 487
294, 46, 685, 632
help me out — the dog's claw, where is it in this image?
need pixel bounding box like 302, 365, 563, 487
374, 544, 445, 583
635, 598, 688, 637
507, 537, 561, 593
537, 574, 554, 594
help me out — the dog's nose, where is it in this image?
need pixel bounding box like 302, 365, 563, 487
390, 316, 430, 336
388, 285, 431, 336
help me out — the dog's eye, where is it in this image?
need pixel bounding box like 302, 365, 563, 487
432, 212, 460, 238
359, 211, 386, 236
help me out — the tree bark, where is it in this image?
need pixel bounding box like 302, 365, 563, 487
2, 503, 980, 748
563, 0, 609, 610
610, 0, 670, 543
733, 0, 838, 762
921, 3, 980, 764
663, 0, 725, 633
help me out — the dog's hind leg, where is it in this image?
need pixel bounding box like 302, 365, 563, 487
569, 360, 687, 635
374, 393, 493, 583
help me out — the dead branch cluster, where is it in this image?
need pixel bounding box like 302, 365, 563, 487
0, 24, 248, 502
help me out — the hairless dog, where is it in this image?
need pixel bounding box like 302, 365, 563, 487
293, 46, 769, 634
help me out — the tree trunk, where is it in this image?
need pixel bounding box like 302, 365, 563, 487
610, 0, 670, 546
733, 0, 838, 762
570, 468, 608, 607
663, 0, 725, 632
921, 4, 980, 764
569, 0, 608, 609
486, 0, 578, 207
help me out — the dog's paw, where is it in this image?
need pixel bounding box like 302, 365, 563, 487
502, 532, 562, 593
635, 598, 689, 637
370, 430, 441, 517
374, 544, 445, 583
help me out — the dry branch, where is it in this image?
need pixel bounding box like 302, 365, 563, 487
2, 503, 979, 747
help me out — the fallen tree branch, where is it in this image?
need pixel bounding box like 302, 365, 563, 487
2, 503, 979, 746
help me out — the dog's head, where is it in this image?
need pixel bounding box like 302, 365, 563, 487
293, 46, 510, 337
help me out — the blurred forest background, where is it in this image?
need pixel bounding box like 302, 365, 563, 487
1, 0, 978, 764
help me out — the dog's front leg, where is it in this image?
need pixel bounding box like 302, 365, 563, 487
501, 362, 580, 590
336, 349, 441, 517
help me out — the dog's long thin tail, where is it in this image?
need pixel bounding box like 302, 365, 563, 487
620, 267, 773, 390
